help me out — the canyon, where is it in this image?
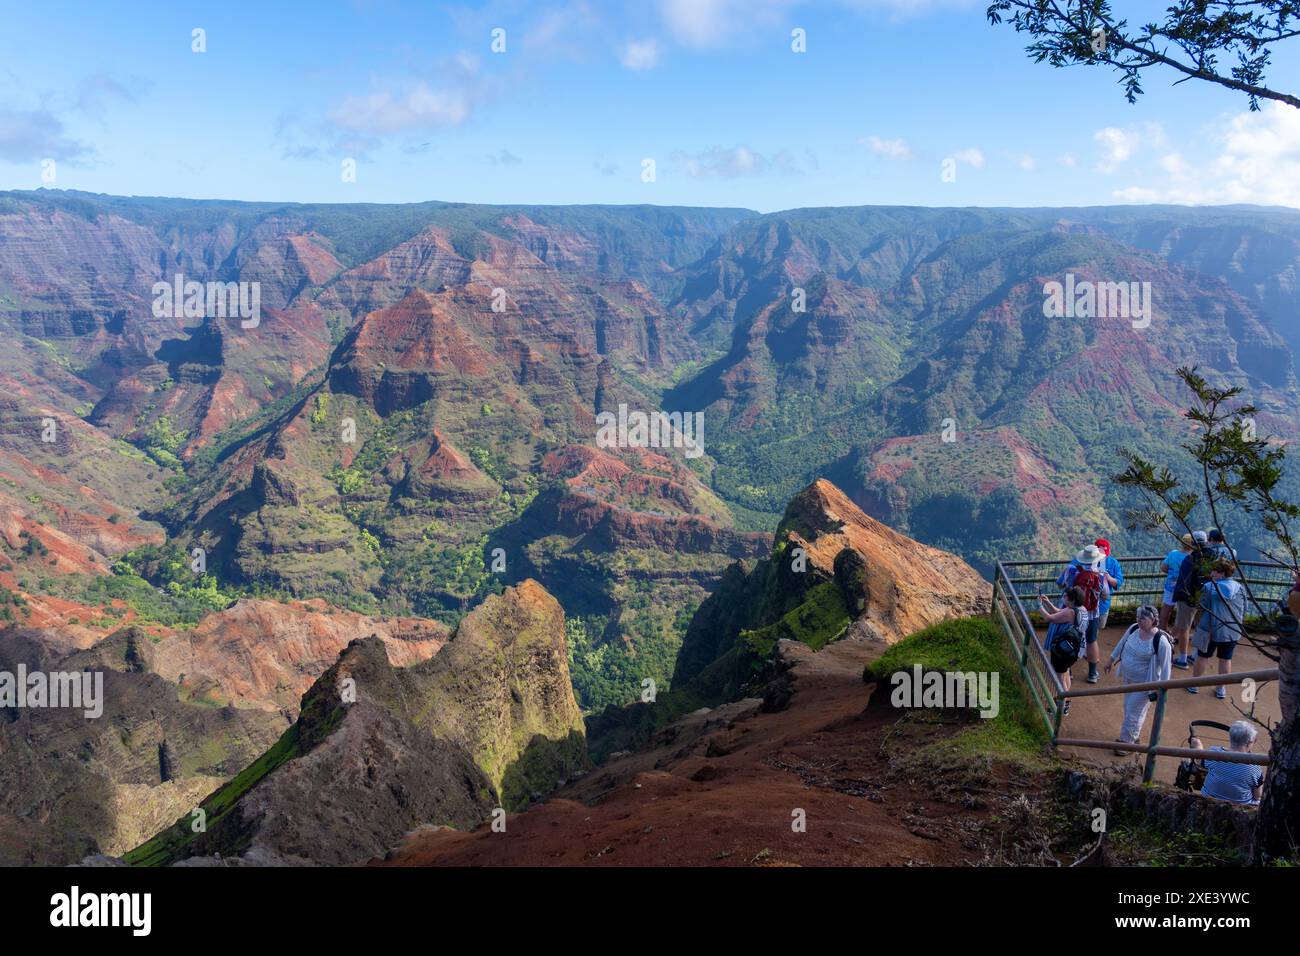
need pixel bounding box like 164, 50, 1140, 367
3, 191, 1300, 863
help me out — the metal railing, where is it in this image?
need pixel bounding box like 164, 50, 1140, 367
993, 559, 1279, 783
1000, 554, 1294, 615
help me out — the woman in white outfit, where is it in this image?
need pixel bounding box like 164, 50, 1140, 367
1103, 605, 1173, 754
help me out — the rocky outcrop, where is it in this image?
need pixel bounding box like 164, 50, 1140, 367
590, 478, 989, 761
778, 479, 989, 643
0, 593, 450, 865
0, 629, 285, 866
534, 486, 767, 557
407, 580, 589, 807
148, 598, 448, 713
124, 580, 588, 866
673, 478, 987, 694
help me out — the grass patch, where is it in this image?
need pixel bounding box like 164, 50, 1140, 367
1100, 821, 1241, 866
866, 616, 1050, 759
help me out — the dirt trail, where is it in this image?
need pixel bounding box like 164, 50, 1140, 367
1049, 625, 1279, 784
373, 623, 1278, 867
375, 639, 1005, 867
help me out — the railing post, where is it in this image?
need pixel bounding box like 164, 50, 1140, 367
1143, 688, 1168, 783
1020, 599, 1032, 668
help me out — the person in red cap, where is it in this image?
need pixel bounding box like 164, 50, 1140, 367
1090, 538, 1124, 682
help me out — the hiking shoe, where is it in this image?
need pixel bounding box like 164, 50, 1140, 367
1173, 656, 1191, 669
1186, 686, 1199, 694
1087, 667, 1100, 684
1215, 687, 1227, 700
1062, 700, 1070, 716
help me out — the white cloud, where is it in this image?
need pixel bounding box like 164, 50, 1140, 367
1017, 153, 1037, 171
659, 0, 785, 47
523, 1, 604, 60
1058, 153, 1077, 167
326, 53, 491, 137
674, 144, 807, 178
1160, 152, 1189, 178
1110, 104, 1300, 207
619, 39, 660, 70
1094, 127, 1137, 172
329, 82, 472, 133
658, 0, 972, 48
1111, 186, 1162, 202
952, 147, 984, 168
860, 135, 914, 160
0, 69, 151, 163
1093, 122, 1165, 173
0, 108, 91, 162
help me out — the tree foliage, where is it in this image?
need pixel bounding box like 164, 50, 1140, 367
1112, 366, 1299, 861
987, 0, 1300, 109
1114, 365, 1295, 658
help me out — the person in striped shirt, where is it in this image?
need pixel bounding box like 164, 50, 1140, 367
1191, 721, 1266, 805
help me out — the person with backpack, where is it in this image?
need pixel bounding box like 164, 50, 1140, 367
1092, 538, 1125, 635
1104, 604, 1173, 753
1055, 544, 1111, 684
1171, 530, 1210, 669
1159, 534, 1193, 630
1189, 558, 1247, 700
1039, 585, 1088, 715
1206, 528, 1236, 563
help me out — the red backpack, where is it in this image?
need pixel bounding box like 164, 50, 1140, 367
1072, 567, 1103, 614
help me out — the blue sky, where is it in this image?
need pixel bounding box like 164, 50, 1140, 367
2, 0, 1298, 211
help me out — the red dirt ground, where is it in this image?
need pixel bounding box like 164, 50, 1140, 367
375, 619, 1277, 868
375, 640, 1018, 867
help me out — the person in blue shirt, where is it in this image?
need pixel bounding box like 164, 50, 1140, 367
1205, 528, 1236, 565
1172, 530, 1210, 669
1093, 538, 1124, 628
1159, 534, 1192, 630
1192, 721, 1266, 805
1090, 538, 1124, 683
1189, 558, 1247, 700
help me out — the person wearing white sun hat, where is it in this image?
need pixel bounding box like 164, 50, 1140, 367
1054, 543, 1111, 682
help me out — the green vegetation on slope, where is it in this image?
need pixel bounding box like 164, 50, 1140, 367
122, 723, 304, 866
565, 590, 697, 713
71, 544, 245, 627
740, 580, 850, 657
865, 616, 1049, 759
124, 660, 351, 866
